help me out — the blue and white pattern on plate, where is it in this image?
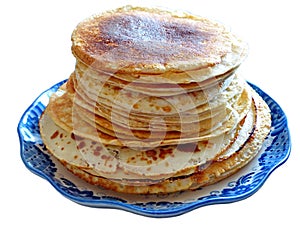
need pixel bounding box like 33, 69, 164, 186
18, 80, 291, 218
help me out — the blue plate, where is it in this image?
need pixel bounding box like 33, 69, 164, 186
18, 80, 291, 218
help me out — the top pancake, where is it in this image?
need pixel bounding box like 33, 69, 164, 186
71, 6, 247, 79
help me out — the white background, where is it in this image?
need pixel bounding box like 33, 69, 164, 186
1, 0, 299, 224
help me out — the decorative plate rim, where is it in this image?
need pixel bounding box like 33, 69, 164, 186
18, 80, 291, 218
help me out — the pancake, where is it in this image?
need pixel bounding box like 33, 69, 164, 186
73, 72, 242, 115
57, 89, 271, 193
74, 60, 237, 95
39, 86, 258, 183
45, 86, 245, 147
71, 6, 247, 80
73, 85, 251, 139
45, 72, 250, 145
72, 88, 226, 128
67, 71, 248, 125
71, 76, 227, 125
38, 6, 271, 195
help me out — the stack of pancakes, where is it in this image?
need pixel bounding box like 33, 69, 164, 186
39, 6, 271, 194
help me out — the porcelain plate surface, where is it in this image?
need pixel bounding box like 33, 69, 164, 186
18, 80, 291, 218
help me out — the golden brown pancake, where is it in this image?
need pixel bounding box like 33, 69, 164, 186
53, 89, 271, 194
44, 81, 251, 147
39, 87, 265, 185
71, 6, 247, 79
39, 6, 270, 195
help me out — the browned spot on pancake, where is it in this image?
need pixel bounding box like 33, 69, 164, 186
71, 132, 84, 141
133, 103, 139, 109
162, 105, 172, 113
158, 148, 173, 159
93, 150, 100, 156
93, 146, 102, 156
78, 11, 214, 65
50, 130, 59, 140
145, 150, 158, 161
101, 155, 109, 160
112, 86, 121, 91
127, 156, 136, 164
77, 141, 86, 149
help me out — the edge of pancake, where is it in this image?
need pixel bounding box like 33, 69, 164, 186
55, 87, 271, 194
